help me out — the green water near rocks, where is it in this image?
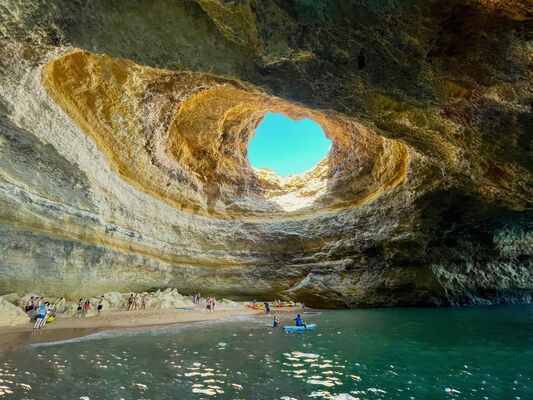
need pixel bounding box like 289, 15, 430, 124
1, 305, 531, 399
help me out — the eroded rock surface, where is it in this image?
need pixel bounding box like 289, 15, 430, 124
0, 297, 29, 327
0, 0, 531, 307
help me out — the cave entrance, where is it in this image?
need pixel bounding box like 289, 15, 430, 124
248, 112, 331, 176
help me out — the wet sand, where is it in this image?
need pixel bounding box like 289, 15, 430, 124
0, 306, 302, 353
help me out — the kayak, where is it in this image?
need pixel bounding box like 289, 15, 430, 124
282, 324, 317, 332
246, 305, 265, 310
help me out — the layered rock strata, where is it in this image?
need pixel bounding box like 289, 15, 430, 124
0, 0, 531, 307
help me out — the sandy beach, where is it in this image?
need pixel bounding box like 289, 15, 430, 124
0, 305, 301, 353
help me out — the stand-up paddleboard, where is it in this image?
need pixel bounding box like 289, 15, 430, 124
282, 324, 317, 332
175, 307, 194, 310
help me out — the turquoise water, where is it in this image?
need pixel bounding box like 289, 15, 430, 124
1, 306, 532, 399
248, 112, 331, 176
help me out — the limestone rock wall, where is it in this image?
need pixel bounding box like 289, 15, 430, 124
0, 297, 29, 327
0, 0, 531, 307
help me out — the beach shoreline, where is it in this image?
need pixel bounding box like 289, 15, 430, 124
0, 305, 303, 353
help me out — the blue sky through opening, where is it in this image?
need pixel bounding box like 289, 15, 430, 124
248, 112, 331, 176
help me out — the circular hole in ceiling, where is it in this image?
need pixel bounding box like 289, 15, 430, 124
248, 112, 331, 176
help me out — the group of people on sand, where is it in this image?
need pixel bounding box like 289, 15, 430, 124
205, 297, 216, 313
127, 293, 147, 311
26, 295, 106, 327
76, 297, 105, 317
192, 293, 202, 304
25, 296, 65, 329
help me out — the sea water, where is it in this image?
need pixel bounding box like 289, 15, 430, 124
0, 305, 531, 399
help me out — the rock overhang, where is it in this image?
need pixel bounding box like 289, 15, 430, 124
42, 50, 410, 220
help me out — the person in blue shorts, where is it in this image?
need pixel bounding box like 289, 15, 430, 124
33, 302, 49, 330
294, 314, 306, 328
273, 316, 280, 327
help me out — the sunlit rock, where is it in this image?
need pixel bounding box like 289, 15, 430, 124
0, 0, 531, 307
0, 297, 30, 327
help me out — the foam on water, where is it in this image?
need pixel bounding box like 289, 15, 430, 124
31, 315, 256, 348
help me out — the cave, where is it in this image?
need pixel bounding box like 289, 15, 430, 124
0, 0, 531, 310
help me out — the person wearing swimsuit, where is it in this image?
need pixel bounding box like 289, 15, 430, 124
82, 299, 90, 317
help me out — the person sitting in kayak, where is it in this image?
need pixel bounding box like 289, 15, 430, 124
294, 314, 306, 328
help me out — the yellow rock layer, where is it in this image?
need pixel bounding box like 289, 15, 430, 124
42, 50, 409, 219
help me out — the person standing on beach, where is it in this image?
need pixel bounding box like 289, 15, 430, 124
264, 302, 271, 315
97, 296, 104, 315
34, 302, 49, 329
212, 298, 216, 312
38, 302, 52, 329
140, 294, 146, 310
83, 299, 90, 317
132, 295, 138, 310
206, 298, 211, 313
56, 297, 65, 313
33, 304, 46, 329
50, 302, 57, 317
127, 294, 134, 311
76, 299, 83, 318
